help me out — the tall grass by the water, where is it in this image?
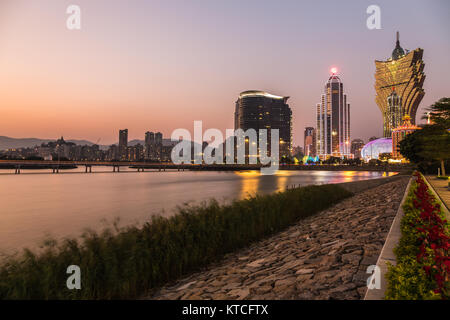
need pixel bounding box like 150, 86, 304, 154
0, 184, 352, 299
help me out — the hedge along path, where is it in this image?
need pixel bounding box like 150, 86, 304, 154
385, 173, 450, 300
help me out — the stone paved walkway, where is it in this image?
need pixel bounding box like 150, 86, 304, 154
146, 177, 410, 300
425, 176, 450, 212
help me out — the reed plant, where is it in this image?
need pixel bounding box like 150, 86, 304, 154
0, 183, 352, 299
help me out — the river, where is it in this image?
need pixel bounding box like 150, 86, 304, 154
0, 168, 396, 253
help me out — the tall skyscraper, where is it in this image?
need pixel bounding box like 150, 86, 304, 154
304, 127, 316, 157
118, 129, 128, 161
144, 131, 163, 161
155, 132, 163, 145
234, 90, 292, 160
155, 132, 163, 161
315, 69, 351, 159
374, 32, 425, 137
144, 131, 155, 160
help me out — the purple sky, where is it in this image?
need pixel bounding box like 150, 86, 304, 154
0, 0, 449, 146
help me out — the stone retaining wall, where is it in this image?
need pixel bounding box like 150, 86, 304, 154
336, 174, 406, 194
146, 176, 410, 300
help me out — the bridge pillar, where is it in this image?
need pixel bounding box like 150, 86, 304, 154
85, 166, 88, 173
15, 166, 21, 174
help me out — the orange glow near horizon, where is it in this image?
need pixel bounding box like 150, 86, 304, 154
0, 1, 447, 146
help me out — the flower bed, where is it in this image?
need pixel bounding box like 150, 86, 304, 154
386, 172, 449, 299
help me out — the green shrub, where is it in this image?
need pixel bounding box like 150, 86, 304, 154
0, 184, 352, 299
385, 258, 440, 300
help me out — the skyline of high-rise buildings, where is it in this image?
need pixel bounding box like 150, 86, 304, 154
2, 1, 446, 150
0, 28, 433, 162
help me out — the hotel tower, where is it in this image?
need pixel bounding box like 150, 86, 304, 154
234, 90, 292, 160
316, 69, 351, 159
374, 32, 425, 137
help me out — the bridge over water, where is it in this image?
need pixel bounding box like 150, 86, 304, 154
0, 160, 264, 174
0, 160, 412, 174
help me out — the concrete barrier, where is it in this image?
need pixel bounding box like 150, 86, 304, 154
336, 174, 408, 194
364, 177, 413, 300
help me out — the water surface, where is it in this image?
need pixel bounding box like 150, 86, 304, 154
0, 168, 395, 252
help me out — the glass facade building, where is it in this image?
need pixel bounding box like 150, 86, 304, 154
118, 129, 128, 161
234, 91, 292, 160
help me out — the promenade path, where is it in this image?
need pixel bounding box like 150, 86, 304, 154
146, 177, 410, 300
425, 176, 450, 212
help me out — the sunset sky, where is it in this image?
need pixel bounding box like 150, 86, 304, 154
0, 0, 449, 146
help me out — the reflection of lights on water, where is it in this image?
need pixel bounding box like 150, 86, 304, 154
235, 171, 260, 199
235, 170, 260, 177
342, 171, 357, 182
274, 171, 291, 176
276, 175, 288, 192
235, 170, 398, 199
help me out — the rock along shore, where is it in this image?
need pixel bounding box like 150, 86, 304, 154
146, 177, 410, 300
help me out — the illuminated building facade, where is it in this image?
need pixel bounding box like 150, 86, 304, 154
316, 69, 351, 159
234, 90, 292, 160
350, 139, 365, 159
118, 129, 128, 161
392, 115, 421, 160
361, 138, 392, 161
304, 127, 316, 156
386, 88, 403, 133
375, 32, 425, 137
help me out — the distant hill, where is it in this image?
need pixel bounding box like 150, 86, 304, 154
0, 136, 97, 150
127, 139, 179, 147
128, 139, 145, 146
0, 136, 181, 151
